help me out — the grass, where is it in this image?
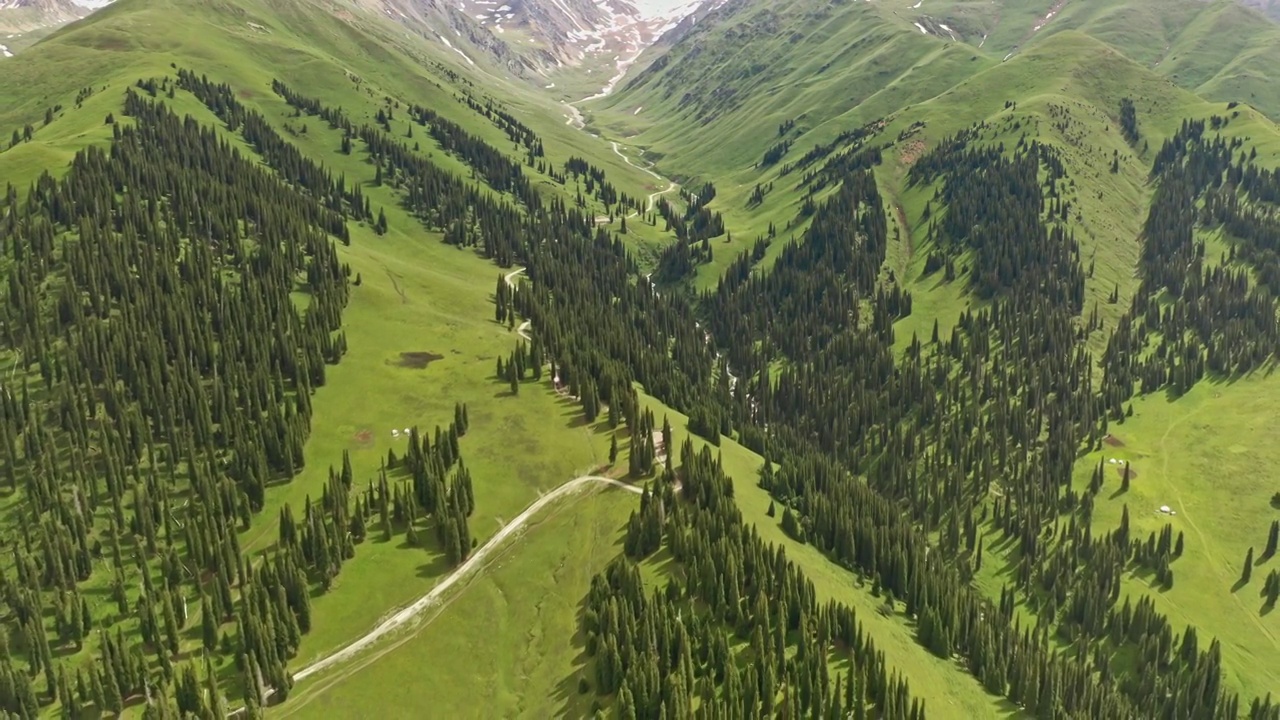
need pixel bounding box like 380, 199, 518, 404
279, 384, 1023, 719
4, 0, 1280, 714
1072, 377, 1280, 703
274, 486, 639, 720
579, 12, 1280, 714
0, 0, 680, 710
628, 394, 1024, 719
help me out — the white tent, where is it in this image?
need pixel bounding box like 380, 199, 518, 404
1159, 505, 1171, 514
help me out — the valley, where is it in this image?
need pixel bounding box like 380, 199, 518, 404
0, 0, 1279, 717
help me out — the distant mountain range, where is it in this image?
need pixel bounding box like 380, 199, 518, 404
0, 0, 111, 53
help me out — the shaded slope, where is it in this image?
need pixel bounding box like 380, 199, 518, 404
904, 0, 1280, 119
593, 0, 992, 178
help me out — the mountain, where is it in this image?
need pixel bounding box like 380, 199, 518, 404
2, 0, 1280, 716
349, 0, 707, 91
596, 0, 1280, 174
0, 0, 111, 53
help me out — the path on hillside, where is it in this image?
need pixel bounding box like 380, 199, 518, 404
290, 475, 643, 684
1159, 405, 1279, 649
272, 269, 637, 695
557, 39, 681, 219
610, 140, 678, 213
503, 267, 533, 340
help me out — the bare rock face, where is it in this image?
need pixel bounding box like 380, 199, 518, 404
1, 0, 110, 51
1238, 0, 1280, 21
349, 0, 708, 81
1, 0, 92, 31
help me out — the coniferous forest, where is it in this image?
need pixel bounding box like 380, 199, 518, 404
0, 73, 482, 717
1, 40, 1280, 719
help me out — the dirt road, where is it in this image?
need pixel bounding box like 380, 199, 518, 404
610, 140, 677, 213
282, 270, 637, 684
292, 475, 643, 683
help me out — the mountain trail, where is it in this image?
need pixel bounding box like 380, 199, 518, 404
610, 140, 677, 211
557, 27, 680, 212
288, 475, 643, 685
1158, 405, 1279, 648
243, 264, 644, 704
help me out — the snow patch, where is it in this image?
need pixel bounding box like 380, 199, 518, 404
911, 0, 921, 7
913, 22, 928, 34
435, 34, 476, 66
0, 45, 10, 59
1033, 11, 1056, 32
629, 0, 703, 16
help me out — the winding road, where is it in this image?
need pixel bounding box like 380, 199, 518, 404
558, 45, 680, 218
504, 267, 533, 340
279, 265, 639, 689
610, 140, 677, 213
274, 65, 691, 703
291, 476, 643, 684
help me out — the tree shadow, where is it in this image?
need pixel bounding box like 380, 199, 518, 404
551, 517, 631, 718
551, 593, 598, 718
561, 405, 589, 430
1127, 564, 1173, 594
1231, 577, 1248, 594
416, 548, 450, 579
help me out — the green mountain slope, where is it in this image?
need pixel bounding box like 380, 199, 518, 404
907, 0, 1280, 118
0, 0, 699, 715
3, 0, 1280, 716
598, 0, 1280, 175
587, 10, 1280, 709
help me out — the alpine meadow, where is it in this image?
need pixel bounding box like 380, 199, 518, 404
0, 0, 1279, 717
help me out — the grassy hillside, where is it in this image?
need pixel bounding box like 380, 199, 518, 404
578, 7, 1280, 713
871, 31, 1280, 346
278, 485, 639, 720
286, 389, 1023, 718
592, 0, 993, 179
4, 0, 1280, 716
1071, 378, 1280, 702
596, 0, 1280, 183
0, 0, 700, 715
